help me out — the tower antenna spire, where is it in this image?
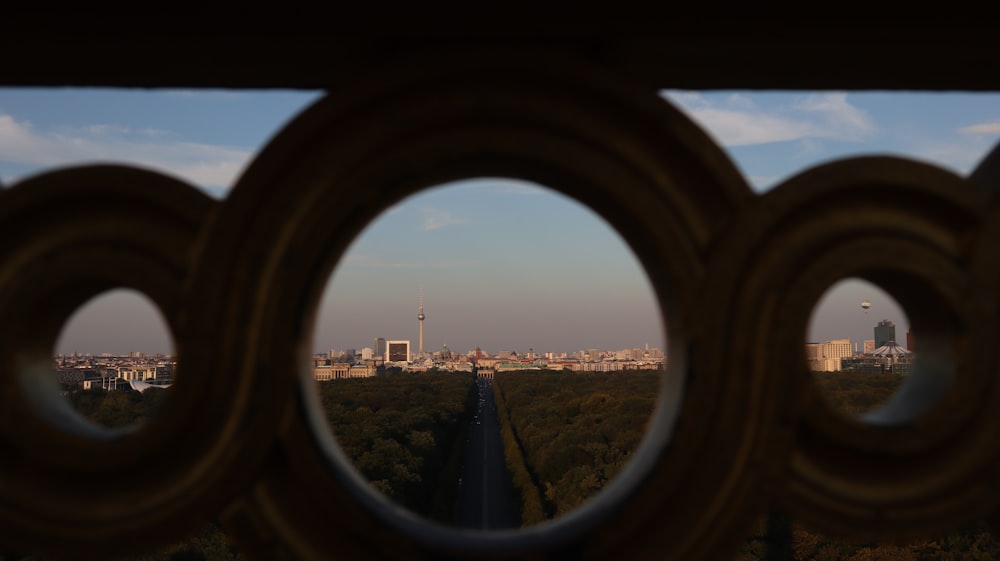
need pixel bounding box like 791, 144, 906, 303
418, 286, 425, 356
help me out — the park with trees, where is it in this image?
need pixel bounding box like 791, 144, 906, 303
19, 369, 999, 560
491, 369, 660, 522
317, 370, 477, 522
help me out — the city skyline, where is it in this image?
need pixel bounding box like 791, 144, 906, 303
50, 268, 903, 357
807, 280, 911, 349
3, 89, 996, 355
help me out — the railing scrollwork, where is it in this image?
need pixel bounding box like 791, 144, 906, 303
0, 51, 998, 560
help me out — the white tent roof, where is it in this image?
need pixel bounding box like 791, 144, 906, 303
871, 341, 911, 356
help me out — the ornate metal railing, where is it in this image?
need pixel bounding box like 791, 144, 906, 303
1, 49, 999, 561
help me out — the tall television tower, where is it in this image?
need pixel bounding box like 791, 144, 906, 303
418, 287, 425, 355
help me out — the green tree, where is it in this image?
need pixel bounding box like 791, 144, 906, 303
493, 371, 659, 521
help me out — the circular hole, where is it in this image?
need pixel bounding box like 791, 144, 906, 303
310, 178, 668, 530
50, 288, 176, 432
807, 277, 953, 423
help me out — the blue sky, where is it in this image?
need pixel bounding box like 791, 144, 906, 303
2, 89, 997, 355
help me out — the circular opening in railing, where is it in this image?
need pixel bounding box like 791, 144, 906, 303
50, 288, 176, 432
806, 277, 953, 424
310, 178, 668, 530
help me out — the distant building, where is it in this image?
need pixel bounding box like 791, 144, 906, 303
374, 337, 386, 358
386, 340, 411, 363
871, 341, 912, 374
874, 320, 895, 348
805, 339, 852, 371
313, 363, 350, 380
312, 361, 382, 380
349, 363, 379, 378
477, 357, 501, 368
863, 340, 876, 354
116, 366, 161, 381
804, 343, 821, 364
840, 356, 886, 374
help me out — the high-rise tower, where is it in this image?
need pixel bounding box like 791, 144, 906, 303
874, 319, 895, 348
418, 287, 425, 355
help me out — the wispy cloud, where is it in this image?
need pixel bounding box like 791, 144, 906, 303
958, 121, 1000, 135
792, 93, 874, 139
905, 138, 999, 176
660, 91, 875, 147
0, 113, 251, 190
418, 206, 469, 231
